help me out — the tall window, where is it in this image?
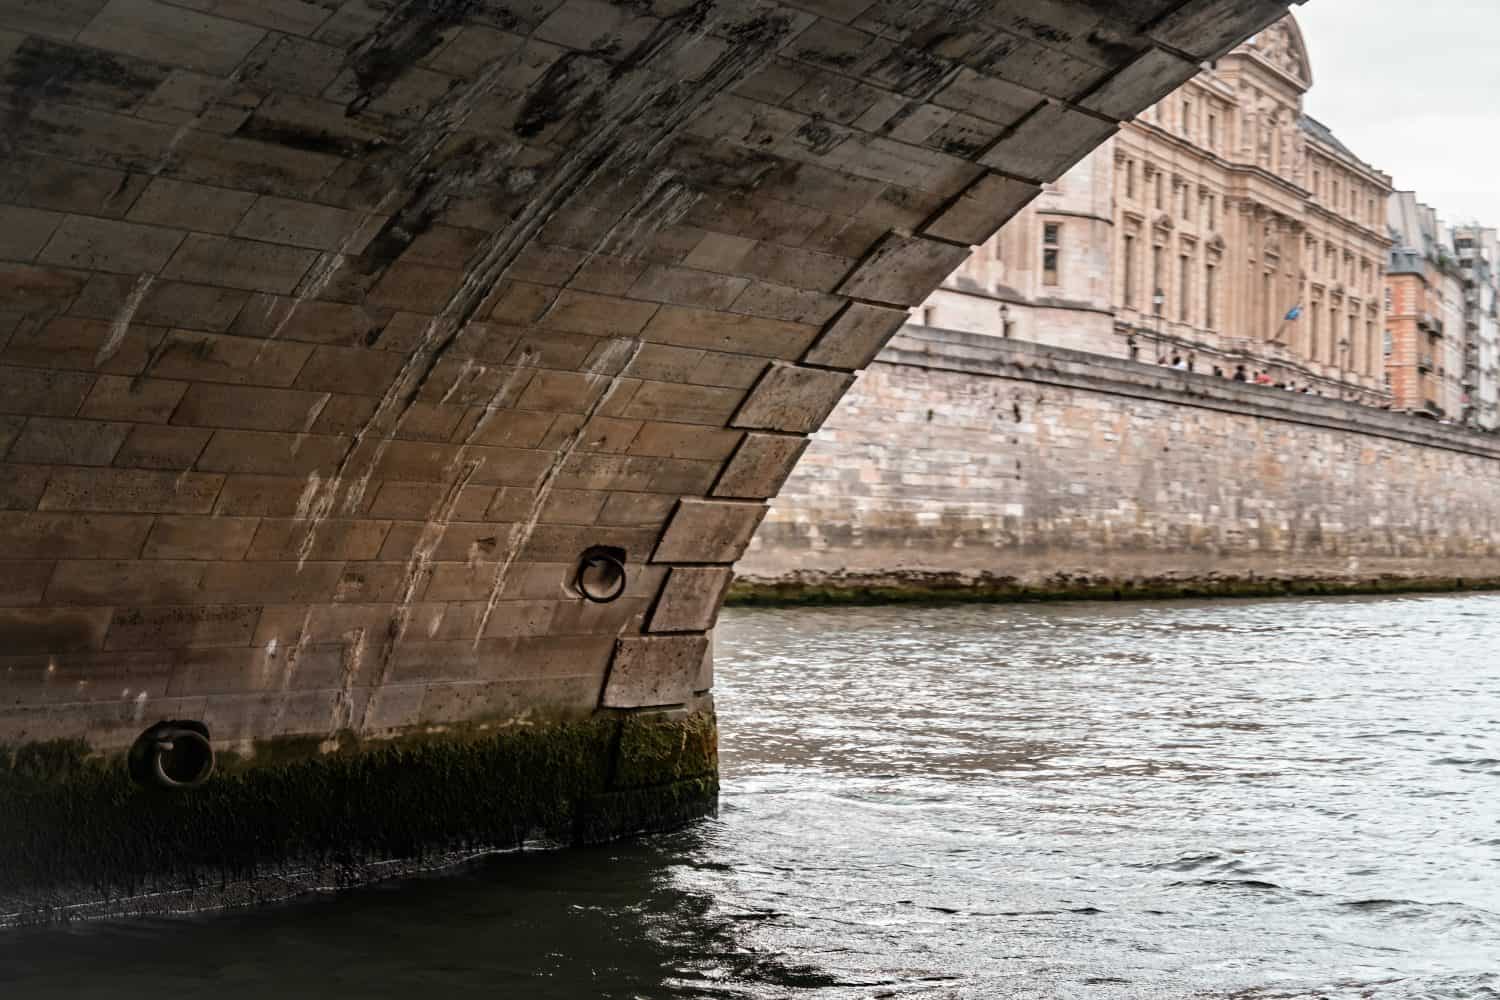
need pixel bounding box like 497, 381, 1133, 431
1205, 263, 1217, 329
1182, 99, 1193, 138
1179, 254, 1192, 322
1126, 159, 1136, 199
1155, 171, 1164, 210
1310, 301, 1321, 359
1152, 245, 1164, 313
1179, 183, 1190, 222
1123, 233, 1137, 307
1042, 223, 1060, 286
1207, 193, 1216, 230
1207, 112, 1218, 150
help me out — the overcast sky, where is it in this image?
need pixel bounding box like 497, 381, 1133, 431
1296, 0, 1500, 228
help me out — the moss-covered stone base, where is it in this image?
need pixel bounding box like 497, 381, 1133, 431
0, 711, 717, 926
728, 572, 1500, 607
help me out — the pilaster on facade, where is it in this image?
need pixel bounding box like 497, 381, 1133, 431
913, 12, 1393, 410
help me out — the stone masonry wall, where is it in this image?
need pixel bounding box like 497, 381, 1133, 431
740, 327, 1500, 596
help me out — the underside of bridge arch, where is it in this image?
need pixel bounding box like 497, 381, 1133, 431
0, 0, 1295, 917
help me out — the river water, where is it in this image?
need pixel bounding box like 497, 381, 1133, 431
4, 595, 1498, 998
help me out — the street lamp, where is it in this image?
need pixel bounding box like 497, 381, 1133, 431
998, 302, 1011, 338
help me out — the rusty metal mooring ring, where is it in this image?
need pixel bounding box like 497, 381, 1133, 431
130, 722, 216, 790
575, 546, 628, 604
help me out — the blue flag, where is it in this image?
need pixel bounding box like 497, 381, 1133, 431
1284, 305, 1303, 321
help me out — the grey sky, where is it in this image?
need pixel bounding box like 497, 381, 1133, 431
1296, 0, 1500, 229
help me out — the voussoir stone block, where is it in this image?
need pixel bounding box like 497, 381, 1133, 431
981, 101, 1118, 182
601, 634, 711, 709
654, 498, 767, 564
836, 234, 973, 307
647, 566, 735, 633
1150, 0, 1291, 61
1080, 47, 1201, 120
712, 432, 810, 500
923, 173, 1043, 249
803, 302, 910, 371
732, 363, 854, 434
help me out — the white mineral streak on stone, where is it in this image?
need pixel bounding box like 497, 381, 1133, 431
96, 273, 155, 367
327, 628, 366, 737
267, 606, 318, 736
472, 337, 643, 647
353, 459, 481, 732
295, 473, 323, 522
299, 8, 785, 566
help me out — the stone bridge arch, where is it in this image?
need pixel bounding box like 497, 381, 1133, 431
0, 0, 1295, 915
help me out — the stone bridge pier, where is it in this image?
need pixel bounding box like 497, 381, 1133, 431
0, 0, 1294, 918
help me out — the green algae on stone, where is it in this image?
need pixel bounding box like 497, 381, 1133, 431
0, 712, 719, 924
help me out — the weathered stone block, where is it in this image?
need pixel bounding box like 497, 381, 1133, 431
711, 432, 810, 499
0, 364, 94, 417
173, 383, 330, 431
642, 306, 822, 358
125, 177, 257, 234
232, 195, 368, 251
0, 205, 63, 261
1150, 0, 1289, 61
1080, 46, 1200, 120
247, 518, 390, 561
37, 215, 185, 274
0, 512, 153, 559
140, 514, 259, 560
601, 635, 709, 708
4, 316, 164, 375
647, 566, 733, 633
627, 422, 743, 461
980, 101, 1118, 182
78, 374, 189, 422
46, 559, 206, 605
77, 0, 265, 75
836, 234, 972, 307
923, 173, 1042, 248
38, 468, 224, 513
7, 416, 130, 466
731, 362, 853, 434
112, 425, 213, 469
162, 234, 319, 294
0, 607, 111, 654
653, 498, 767, 564
194, 429, 349, 477
802, 301, 908, 370
0, 562, 57, 607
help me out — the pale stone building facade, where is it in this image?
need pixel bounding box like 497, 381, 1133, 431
1452, 226, 1500, 430
915, 16, 1393, 405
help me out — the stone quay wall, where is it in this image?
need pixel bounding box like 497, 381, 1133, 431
737, 327, 1500, 601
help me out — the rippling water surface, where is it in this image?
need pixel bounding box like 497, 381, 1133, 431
5, 595, 1499, 998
